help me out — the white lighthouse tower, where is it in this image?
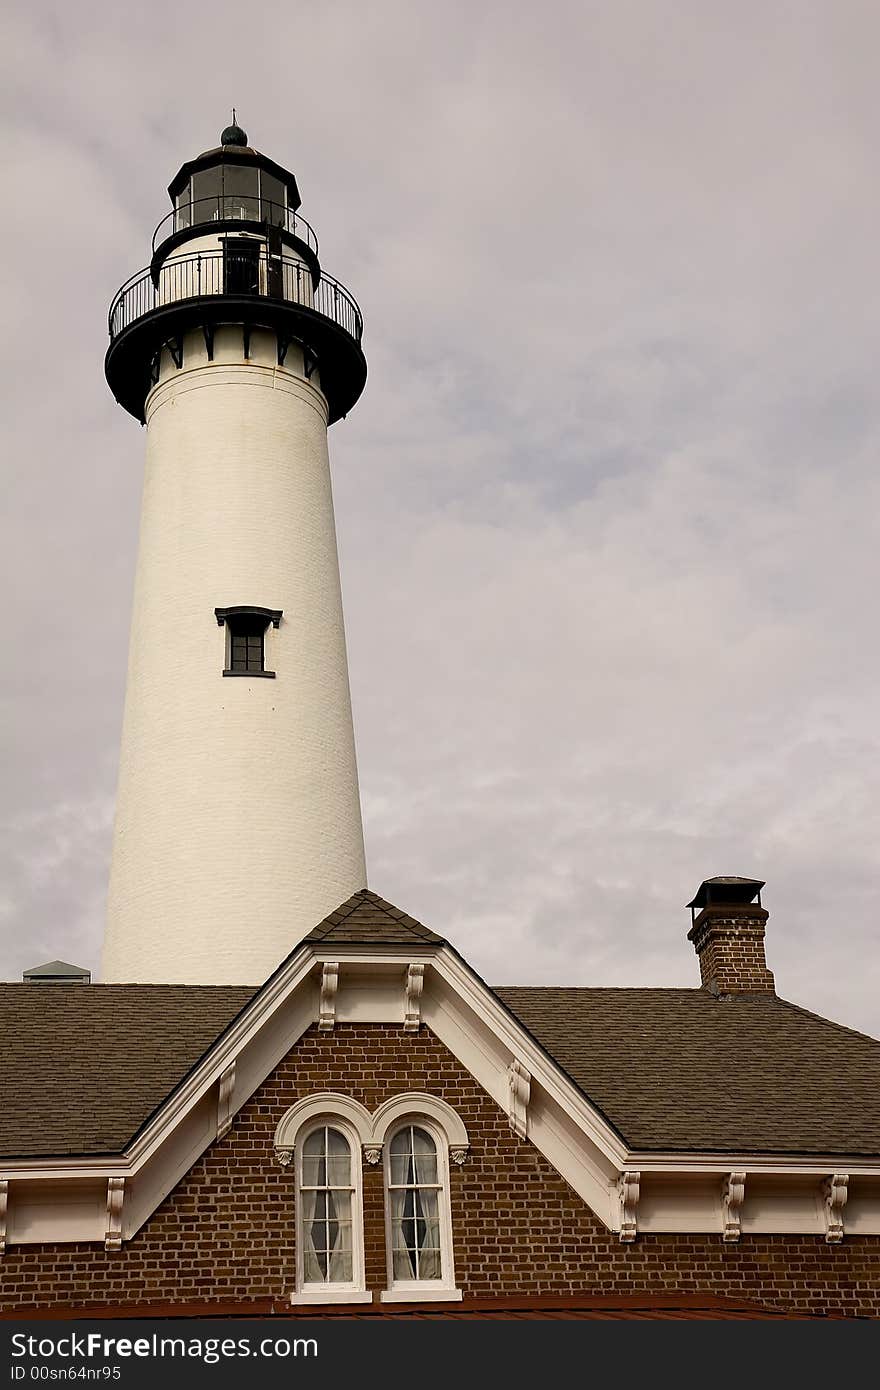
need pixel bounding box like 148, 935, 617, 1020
102, 121, 368, 985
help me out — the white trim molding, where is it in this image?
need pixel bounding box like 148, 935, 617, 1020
217, 1061, 236, 1140
289, 1114, 368, 1305
370, 1094, 469, 1155
275, 1094, 373, 1159
404, 964, 425, 1032
0, 1179, 7, 1256
721, 1172, 746, 1242
380, 1287, 463, 1304
618, 1171, 640, 1243
823, 1173, 848, 1243
105, 1178, 125, 1253
318, 962, 339, 1032
508, 1060, 530, 1140
381, 1115, 460, 1304
292, 1290, 374, 1306
274, 1092, 470, 1164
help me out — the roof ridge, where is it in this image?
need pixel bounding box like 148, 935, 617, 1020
0, 983, 258, 993
771, 994, 880, 1046
494, 985, 704, 997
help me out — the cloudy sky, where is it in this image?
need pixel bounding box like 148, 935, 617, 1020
2, 1, 879, 1035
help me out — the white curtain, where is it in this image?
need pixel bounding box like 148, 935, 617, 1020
300, 1127, 353, 1284
390, 1126, 442, 1280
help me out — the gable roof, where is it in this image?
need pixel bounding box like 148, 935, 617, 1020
304, 889, 444, 946
495, 987, 880, 1155
0, 984, 254, 1157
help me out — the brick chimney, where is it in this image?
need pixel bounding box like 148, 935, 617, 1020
686, 877, 775, 995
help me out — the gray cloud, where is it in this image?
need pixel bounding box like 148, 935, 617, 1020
2, 1, 879, 1035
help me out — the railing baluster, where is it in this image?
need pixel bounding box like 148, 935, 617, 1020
111, 252, 361, 348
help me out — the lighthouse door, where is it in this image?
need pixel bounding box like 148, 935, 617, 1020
223, 237, 260, 296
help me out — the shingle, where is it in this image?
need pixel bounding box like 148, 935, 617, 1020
0, 984, 255, 1158
303, 889, 445, 946
495, 987, 880, 1155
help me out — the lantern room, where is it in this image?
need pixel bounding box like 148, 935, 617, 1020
151, 119, 318, 267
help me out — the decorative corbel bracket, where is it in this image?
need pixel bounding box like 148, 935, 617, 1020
105, 1177, 125, 1252
319, 962, 339, 1031
721, 1171, 746, 1242
217, 1061, 236, 1139
363, 1145, 383, 1165
823, 1173, 848, 1243
166, 335, 184, 370
618, 1171, 640, 1243
0, 1179, 8, 1256
404, 964, 425, 1032
275, 1147, 293, 1168
449, 1146, 469, 1167
507, 1059, 531, 1140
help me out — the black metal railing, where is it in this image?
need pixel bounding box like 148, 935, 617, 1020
152, 199, 319, 257
108, 250, 363, 344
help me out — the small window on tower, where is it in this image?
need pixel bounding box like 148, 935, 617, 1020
215, 606, 282, 679
229, 617, 265, 673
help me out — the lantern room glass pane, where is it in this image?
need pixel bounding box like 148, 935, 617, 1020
192, 166, 223, 225
222, 164, 259, 221
260, 171, 286, 226
175, 186, 192, 232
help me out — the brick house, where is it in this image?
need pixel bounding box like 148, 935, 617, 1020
2, 884, 879, 1319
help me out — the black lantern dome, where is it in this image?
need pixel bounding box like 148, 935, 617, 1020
220, 121, 248, 147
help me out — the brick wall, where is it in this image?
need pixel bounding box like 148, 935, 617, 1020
1, 1025, 877, 1317
688, 906, 776, 994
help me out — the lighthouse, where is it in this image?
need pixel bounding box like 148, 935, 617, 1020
102, 121, 368, 985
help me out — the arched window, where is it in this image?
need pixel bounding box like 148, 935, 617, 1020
388, 1125, 441, 1280
383, 1121, 458, 1299
275, 1092, 465, 1305
294, 1121, 368, 1302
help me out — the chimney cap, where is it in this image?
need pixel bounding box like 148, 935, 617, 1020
686, 876, 765, 911
23, 959, 91, 984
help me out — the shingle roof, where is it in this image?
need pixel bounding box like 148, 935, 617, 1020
0, 984, 255, 1157
495, 987, 880, 1155
304, 889, 444, 946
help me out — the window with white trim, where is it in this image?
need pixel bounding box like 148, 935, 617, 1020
383, 1121, 457, 1296
295, 1121, 366, 1300
274, 1091, 466, 1305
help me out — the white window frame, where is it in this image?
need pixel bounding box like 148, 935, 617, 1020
291, 1116, 371, 1305
380, 1117, 461, 1303
274, 1091, 467, 1306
